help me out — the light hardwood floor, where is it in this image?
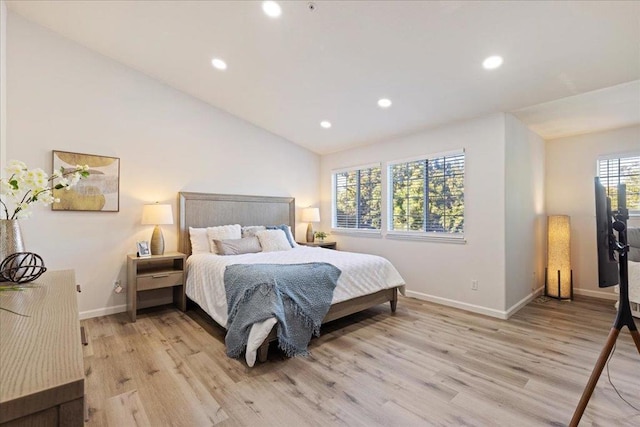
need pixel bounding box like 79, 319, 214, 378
82, 296, 640, 426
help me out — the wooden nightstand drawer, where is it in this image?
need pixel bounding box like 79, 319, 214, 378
137, 271, 183, 291
127, 252, 187, 322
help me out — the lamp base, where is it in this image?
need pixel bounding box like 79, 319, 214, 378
150, 225, 165, 255
306, 223, 314, 243
544, 268, 573, 300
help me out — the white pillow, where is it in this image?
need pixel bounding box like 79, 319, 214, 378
241, 225, 266, 238
189, 227, 210, 254
256, 229, 292, 252
207, 224, 241, 254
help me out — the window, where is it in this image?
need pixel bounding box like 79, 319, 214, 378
333, 165, 381, 230
598, 154, 640, 214
389, 151, 464, 234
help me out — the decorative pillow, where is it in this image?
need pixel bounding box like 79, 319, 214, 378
266, 224, 296, 248
189, 227, 210, 254
256, 229, 292, 252
288, 225, 299, 247
241, 225, 266, 238
207, 224, 242, 254
214, 236, 262, 255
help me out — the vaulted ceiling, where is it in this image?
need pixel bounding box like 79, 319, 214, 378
7, 1, 640, 154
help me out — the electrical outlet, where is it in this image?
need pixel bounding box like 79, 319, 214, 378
471, 280, 478, 291
114, 280, 124, 294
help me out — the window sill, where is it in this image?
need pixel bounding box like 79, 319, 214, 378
385, 231, 466, 244
330, 228, 382, 238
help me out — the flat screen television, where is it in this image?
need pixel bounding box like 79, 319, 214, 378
594, 177, 620, 287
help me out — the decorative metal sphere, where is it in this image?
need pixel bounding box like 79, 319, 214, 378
0, 252, 47, 284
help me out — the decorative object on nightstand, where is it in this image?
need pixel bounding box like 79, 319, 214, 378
126, 252, 186, 322
314, 231, 328, 242
136, 241, 151, 257
141, 203, 173, 255
545, 215, 572, 300
301, 207, 320, 243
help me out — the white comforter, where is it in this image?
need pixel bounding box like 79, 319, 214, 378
618, 261, 640, 316
186, 246, 405, 365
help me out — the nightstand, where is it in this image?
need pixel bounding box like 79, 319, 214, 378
127, 252, 186, 322
297, 241, 337, 250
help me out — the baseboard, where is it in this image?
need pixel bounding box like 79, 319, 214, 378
81, 288, 613, 321
504, 286, 544, 319
573, 288, 618, 301
406, 287, 544, 320
405, 290, 509, 319
79, 304, 126, 320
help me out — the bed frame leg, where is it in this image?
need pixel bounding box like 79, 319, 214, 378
257, 341, 269, 363
390, 288, 398, 313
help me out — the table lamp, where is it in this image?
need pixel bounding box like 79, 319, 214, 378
301, 207, 320, 243
141, 203, 173, 255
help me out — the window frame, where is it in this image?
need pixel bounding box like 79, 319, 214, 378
597, 152, 640, 217
386, 149, 466, 242
331, 162, 383, 235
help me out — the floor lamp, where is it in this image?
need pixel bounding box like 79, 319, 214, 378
546, 215, 573, 300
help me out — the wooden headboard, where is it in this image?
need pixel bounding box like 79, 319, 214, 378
178, 192, 295, 256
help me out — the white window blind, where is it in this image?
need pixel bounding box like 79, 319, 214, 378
598, 155, 640, 213
333, 165, 382, 230
389, 151, 464, 234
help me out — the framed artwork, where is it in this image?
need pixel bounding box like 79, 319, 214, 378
136, 241, 151, 257
52, 150, 120, 212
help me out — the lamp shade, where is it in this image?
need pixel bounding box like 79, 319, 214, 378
301, 207, 320, 223
546, 215, 572, 299
141, 203, 173, 225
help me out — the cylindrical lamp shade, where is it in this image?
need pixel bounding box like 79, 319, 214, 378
547, 215, 572, 299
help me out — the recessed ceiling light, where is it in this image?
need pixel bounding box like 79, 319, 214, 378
262, 1, 282, 18
378, 98, 392, 108
482, 56, 503, 70
211, 58, 227, 70
320, 121, 332, 129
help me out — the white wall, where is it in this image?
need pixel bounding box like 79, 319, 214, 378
546, 125, 640, 300
0, 1, 7, 168
321, 114, 511, 317
6, 13, 320, 318
504, 114, 546, 310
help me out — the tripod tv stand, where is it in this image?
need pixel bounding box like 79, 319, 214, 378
570, 208, 640, 426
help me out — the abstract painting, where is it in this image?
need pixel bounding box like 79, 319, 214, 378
52, 150, 120, 212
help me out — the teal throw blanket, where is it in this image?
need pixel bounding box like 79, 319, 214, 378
224, 263, 341, 359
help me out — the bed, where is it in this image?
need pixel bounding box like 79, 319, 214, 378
620, 227, 640, 318
178, 192, 405, 365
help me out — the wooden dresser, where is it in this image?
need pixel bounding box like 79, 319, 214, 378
0, 270, 84, 426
